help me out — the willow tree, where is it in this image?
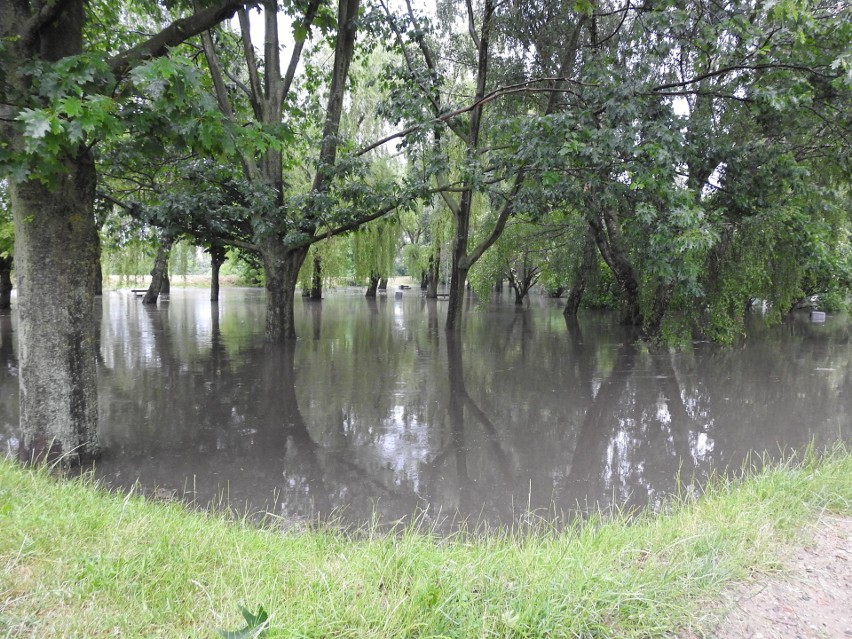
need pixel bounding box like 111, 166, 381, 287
0, 0, 251, 464
352, 217, 401, 296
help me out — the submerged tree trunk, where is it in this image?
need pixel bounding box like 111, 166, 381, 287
11, 149, 101, 464
564, 232, 598, 317
141, 235, 173, 305
378, 277, 388, 291
262, 242, 310, 341
426, 248, 440, 298
209, 245, 227, 302
365, 272, 380, 297
310, 253, 322, 300
0, 257, 12, 310
160, 263, 170, 294
645, 282, 676, 339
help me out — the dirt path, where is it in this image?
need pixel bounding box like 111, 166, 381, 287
700, 514, 852, 638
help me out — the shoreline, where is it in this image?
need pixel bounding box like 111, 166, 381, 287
2, 449, 850, 638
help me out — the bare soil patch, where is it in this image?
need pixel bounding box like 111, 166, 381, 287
700, 515, 852, 638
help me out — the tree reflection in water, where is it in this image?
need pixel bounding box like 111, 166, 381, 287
0, 290, 848, 531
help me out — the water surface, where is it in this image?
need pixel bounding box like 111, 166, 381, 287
1, 289, 849, 530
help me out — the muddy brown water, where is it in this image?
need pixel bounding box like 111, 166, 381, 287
1, 289, 849, 531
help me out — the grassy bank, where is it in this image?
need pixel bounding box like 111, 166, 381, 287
1, 449, 850, 638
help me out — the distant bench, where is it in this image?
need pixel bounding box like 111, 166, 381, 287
131, 289, 147, 296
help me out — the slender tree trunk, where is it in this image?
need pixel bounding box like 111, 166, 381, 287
0, 257, 12, 310
564, 232, 597, 317
160, 263, 170, 294
11, 148, 101, 464
588, 212, 642, 325
142, 235, 173, 305
310, 253, 322, 300
446, 208, 471, 330
262, 242, 309, 341
209, 245, 227, 302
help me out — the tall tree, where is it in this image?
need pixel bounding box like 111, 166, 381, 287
0, 0, 252, 463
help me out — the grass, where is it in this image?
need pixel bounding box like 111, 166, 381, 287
1, 447, 850, 638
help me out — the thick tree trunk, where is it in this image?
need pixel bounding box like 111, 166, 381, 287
310, 253, 322, 300
564, 232, 597, 317
0, 257, 12, 310
378, 277, 388, 291
209, 245, 227, 302
262, 242, 309, 340
11, 150, 101, 464
365, 272, 379, 297
142, 235, 173, 305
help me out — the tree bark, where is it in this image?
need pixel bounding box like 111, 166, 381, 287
11, 148, 101, 464
262, 242, 309, 340
588, 211, 642, 325
0, 257, 12, 310
142, 235, 173, 305
209, 245, 227, 302
365, 272, 380, 297
564, 231, 598, 317
378, 277, 388, 291
426, 247, 440, 298
310, 253, 322, 300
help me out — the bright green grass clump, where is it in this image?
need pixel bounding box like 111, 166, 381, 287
1, 448, 850, 638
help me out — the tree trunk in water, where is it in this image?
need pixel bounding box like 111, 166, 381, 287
0, 257, 12, 310
420, 268, 428, 290
160, 263, 170, 294
263, 243, 309, 341
209, 246, 227, 302
365, 273, 379, 297
445, 260, 469, 330
142, 235, 173, 305
445, 211, 470, 330
645, 282, 676, 339
310, 254, 322, 300
378, 277, 388, 291
11, 149, 101, 465
564, 232, 597, 317
588, 214, 642, 325
426, 248, 440, 298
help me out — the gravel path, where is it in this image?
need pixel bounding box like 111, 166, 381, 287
700, 515, 852, 638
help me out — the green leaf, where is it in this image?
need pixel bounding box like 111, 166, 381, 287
217, 605, 269, 639
17, 109, 54, 139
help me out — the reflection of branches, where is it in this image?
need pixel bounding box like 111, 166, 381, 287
567, 342, 637, 484
424, 333, 513, 516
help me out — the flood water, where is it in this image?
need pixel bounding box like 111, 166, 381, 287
1, 288, 850, 530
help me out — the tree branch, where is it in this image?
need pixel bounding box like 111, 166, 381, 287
110, 1, 255, 78
20, 0, 75, 48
